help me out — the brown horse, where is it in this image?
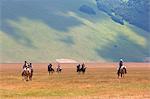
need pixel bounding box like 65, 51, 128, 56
22, 67, 33, 81
117, 66, 127, 78
56, 67, 62, 73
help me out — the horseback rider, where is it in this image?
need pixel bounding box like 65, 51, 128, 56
23, 61, 28, 69
22, 62, 33, 81
55, 63, 62, 73
29, 63, 32, 68
57, 63, 62, 70
77, 64, 80, 69
22, 61, 29, 75
48, 63, 55, 74
48, 63, 52, 71
117, 59, 127, 74
81, 63, 85, 70
76, 64, 80, 72
29, 63, 33, 72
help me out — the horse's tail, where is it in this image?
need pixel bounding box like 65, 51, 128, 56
124, 68, 127, 74
31, 69, 33, 76
77, 68, 79, 72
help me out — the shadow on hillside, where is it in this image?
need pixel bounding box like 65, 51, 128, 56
1, 0, 82, 32
95, 34, 149, 62
1, 21, 36, 48
79, 5, 96, 15
1, 0, 84, 47
59, 35, 75, 46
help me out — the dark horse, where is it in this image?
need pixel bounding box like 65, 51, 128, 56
22, 67, 33, 81
77, 64, 87, 74
48, 66, 55, 75
117, 66, 127, 78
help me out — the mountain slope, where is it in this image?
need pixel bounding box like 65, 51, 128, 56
0, 0, 149, 63
96, 0, 150, 32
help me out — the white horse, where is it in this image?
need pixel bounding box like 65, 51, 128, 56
117, 65, 127, 78
22, 67, 33, 81
56, 67, 62, 73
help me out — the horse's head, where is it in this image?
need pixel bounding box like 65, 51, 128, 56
25, 67, 31, 74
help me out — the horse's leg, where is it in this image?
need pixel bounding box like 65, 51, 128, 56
22, 75, 25, 80
29, 71, 32, 80
82, 71, 83, 74
25, 76, 28, 81
27, 74, 30, 81
22, 75, 25, 81
78, 71, 80, 74
23, 76, 25, 81
29, 73, 32, 81
121, 73, 122, 78
59, 69, 61, 73
27, 75, 29, 81
29, 75, 31, 80
30, 76, 32, 80
123, 70, 125, 78
117, 71, 120, 78
22, 71, 24, 76
22, 72, 24, 80
52, 70, 54, 74
79, 69, 81, 74
51, 71, 53, 74
125, 69, 127, 74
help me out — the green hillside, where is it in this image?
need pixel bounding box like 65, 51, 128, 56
0, 0, 149, 63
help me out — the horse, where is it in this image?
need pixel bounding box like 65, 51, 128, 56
48, 67, 55, 75
22, 67, 33, 81
56, 67, 62, 73
117, 66, 127, 78
77, 66, 87, 74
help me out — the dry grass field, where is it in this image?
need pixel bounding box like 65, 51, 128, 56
0, 63, 150, 99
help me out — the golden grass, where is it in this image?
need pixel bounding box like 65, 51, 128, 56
0, 63, 150, 99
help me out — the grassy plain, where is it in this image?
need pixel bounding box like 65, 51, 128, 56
0, 63, 150, 99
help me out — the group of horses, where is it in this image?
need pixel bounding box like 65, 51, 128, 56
76, 64, 87, 74
21, 63, 127, 81
48, 66, 62, 75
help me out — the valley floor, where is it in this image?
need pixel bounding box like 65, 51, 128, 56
0, 63, 150, 99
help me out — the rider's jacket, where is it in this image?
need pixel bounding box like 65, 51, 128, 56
119, 61, 123, 69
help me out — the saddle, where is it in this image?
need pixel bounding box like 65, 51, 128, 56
117, 65, 126, 70
121, 65, 126, 69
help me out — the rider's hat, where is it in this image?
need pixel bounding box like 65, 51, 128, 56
120, 59, 123, 62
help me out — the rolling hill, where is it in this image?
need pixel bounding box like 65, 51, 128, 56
0, 0, 150, 63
